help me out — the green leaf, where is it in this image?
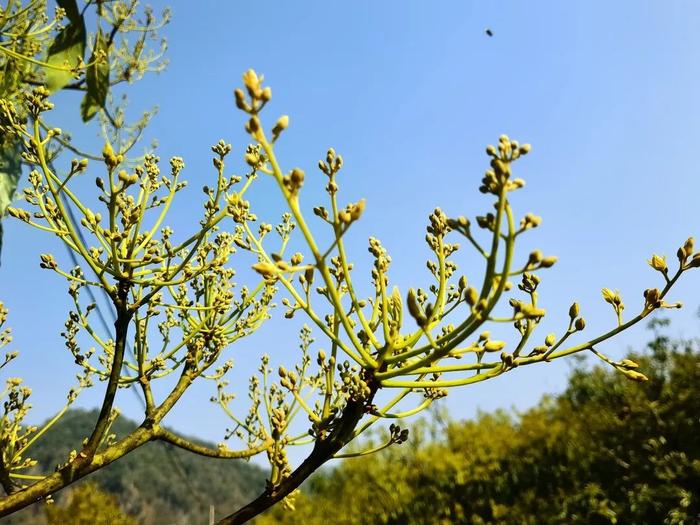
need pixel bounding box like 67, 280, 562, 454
81, 29, 110, 122
0, 53, 23, 98
0, 141, 21, 216
56, 0, 82, 25
45, 12, 86, 93
0, 140, 22, 263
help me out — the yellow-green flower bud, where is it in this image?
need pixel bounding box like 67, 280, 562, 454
39, 253, 57, 270
544, 333, 556, 346
244, 152, 258, 166
523, 213, 542, 228
643, 288, 661, 309
647, 254, 668, 273
527, 250, 543, 265
678, 237, 695, 265
234, 88, 247, 110
252, 262, 277, 279
458, 275, 468, 290
290, 168, 305, 187
304, 267, 314, 284
539, 256, 558, 268
350, 199, 366, 221
520, 304, 546, 318
484, 340, 506, 352
275, 260, 292, 272
102, 142, 119, 170
242, 69, 261, 96
246, 116, 261, 134
569, 302, 580, 319
684, 237, 694, 253
406, 288, 426, 327
465, 287, 478, 306
601, 288, 617, 305
619, 359, 639, 369
501, 352, 514, 367
624, 370, 648, 382
71, 158, 88, 173
272, 115, 289, 138
7, 207, 29, 222
491, 158, 508, 176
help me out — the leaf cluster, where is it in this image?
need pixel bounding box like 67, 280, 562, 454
0, 0, 170, 259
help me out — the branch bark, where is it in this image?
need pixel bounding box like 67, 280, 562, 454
155, 428, 274, 459
77, 281, 132, 464
0, 425, 151, 517
218, 389, 376, 525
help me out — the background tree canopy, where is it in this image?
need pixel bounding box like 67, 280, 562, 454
257, 323, 700, 525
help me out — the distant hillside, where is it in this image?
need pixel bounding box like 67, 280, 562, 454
1, 409, 267, 525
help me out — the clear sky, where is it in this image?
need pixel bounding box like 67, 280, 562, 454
1, 1, 700, 463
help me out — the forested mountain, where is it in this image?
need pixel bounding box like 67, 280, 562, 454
1, 409, 266, 525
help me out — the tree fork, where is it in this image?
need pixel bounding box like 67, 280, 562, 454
219, 390, 377, 525
77, 280, 133, 465
0, 425, 152, 517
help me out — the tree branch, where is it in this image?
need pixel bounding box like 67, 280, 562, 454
218, 390, 376, 525
0, 425, 152, 517
154, 428, 273, 459
77, 282, 132, 465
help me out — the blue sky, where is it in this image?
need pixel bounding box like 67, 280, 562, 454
1, 1, 700, 462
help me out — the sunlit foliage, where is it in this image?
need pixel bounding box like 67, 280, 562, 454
45, 482, 135, 525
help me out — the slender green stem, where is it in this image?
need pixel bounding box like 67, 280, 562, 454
259, 137, 376, 367
13, 404, 69, 461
